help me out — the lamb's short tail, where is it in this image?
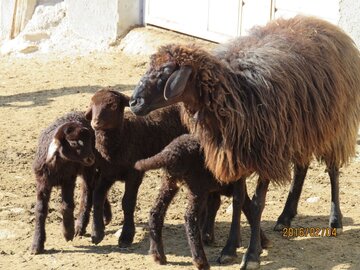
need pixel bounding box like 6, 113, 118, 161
134, 149, 174, 171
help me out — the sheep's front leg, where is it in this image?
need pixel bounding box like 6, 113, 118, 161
202, 192, 221, 245
149, 179, 179, 264
185, 192, 209, 270
61, 179, 76, 241
119, 170, 143, 247
274, 164, 308, 231
217, 179, 244, 264
31, 183, 52, 254
92, 177, 113, 244
240, 178, 270, 270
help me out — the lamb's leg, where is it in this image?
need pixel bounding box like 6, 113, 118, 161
91, 177, 113, 244
202, 192, 221, 245
31, 183, 52, 254
240, 178, 270, 270
327, 163, 343, 233
75, 177, 92, 236
103, 196, 112, 226
274, 164, 309, 231
185, 192, 210, 270
61, 180, 76, 241
119, 170, 144, 247
76, 168, 112, 236
217, 179, 244, 264
149, 179, 179, 264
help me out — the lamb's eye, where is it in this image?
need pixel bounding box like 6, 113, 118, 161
69, 141, 78, 147
163, 66, 173, 75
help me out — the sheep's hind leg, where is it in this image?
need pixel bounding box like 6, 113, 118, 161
202, 192, 221, 245
118, 170, 143, 248
327, 163, 343, 234
240, 178, 270, 270
274, 164, 309, 231
31, 183, 52, 254
149, 179, 179, 265
185, 192, 210, 270
217, 179, 244, 264
61, 180, 76, 241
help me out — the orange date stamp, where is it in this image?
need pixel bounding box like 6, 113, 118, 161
282, 227, 337, 238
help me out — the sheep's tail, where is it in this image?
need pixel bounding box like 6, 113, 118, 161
134, 149, 173, 171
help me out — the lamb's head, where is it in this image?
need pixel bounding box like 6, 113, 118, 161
86, 88, 130, 130
46, 122, 95, 166
130, 44, 203, 116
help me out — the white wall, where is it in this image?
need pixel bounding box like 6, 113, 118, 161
67, 0, 142, 44
339, 0, 360, 47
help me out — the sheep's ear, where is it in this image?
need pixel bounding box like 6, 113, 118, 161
85, 106, 92, 120
46, 138, 61, 164
164, 66, 192, 100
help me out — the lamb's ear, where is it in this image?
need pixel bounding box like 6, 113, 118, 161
85, 106, 92, 120
164, 66, 192, 100
46, 138, 61, 164
46, 124, 66, 164
122, 94, 130, 107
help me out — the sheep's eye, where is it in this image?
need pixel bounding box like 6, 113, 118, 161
78, 140, 84, 146
163, 64, 175, 75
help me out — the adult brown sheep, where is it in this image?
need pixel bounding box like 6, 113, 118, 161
129, 16, 360, 269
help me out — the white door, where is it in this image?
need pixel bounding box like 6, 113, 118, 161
145, 0, 243, 42
145, 0, 339, 43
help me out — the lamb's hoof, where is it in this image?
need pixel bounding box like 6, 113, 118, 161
194, 260, 210, 270
261, 236, 273, 249
74, 224, 86, 237
240, 260, 260, 270
104, 216, 112, 226
217, 253, 237, 264
151, 252, 167, 265
91, 231, 105, 245
118, 240, 132, 248
63, 229, 75, 241
30, 244, 44, 255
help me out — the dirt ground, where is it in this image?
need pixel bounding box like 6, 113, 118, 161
1, 27, 360, 270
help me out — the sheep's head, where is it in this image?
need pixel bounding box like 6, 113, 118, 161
86, 88, 130, 130
130, 44, 200, 116
46, 122, 95, 166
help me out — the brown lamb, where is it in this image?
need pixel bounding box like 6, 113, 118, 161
135, 134, 270, 270
85, 88, 188, 247
31, 111, 111, 254
129, 15, 360, 269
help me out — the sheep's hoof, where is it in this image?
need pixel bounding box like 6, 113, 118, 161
217, 253, 237, 264
333, 227, 343, 235
273, 222, 288, 232
91, 231, 105, 245
104, 216, 112, 226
